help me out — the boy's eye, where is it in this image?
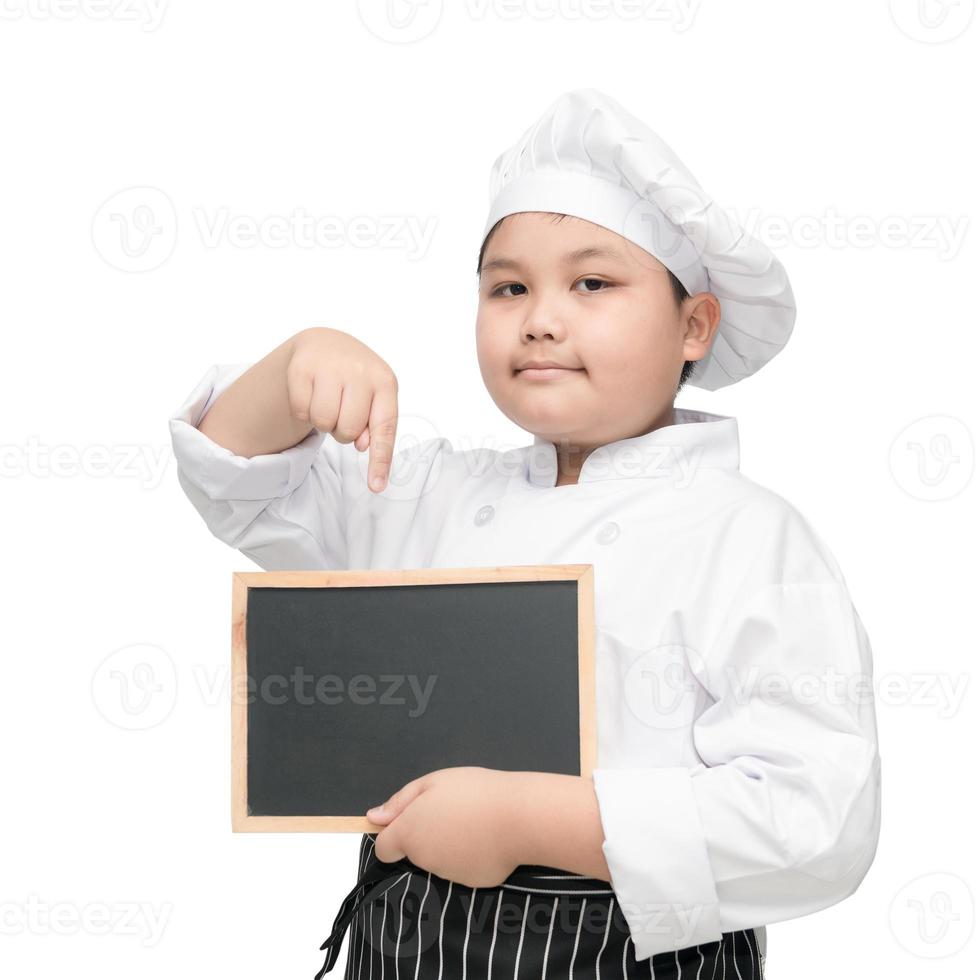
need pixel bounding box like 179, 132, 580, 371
490, 278, 610, 298
574, 277, 611, 292
491, 282, 528, 298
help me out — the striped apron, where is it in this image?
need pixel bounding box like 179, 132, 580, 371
315, 834, 766, 979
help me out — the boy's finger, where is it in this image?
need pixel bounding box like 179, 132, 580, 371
372, 825, 405, 864
307, 373, 340, 433
366, 385, 398, 492
364, 804, 394, 825
354, 427, 370, 452
368, 776, 424, 821
286, 367, 315, 422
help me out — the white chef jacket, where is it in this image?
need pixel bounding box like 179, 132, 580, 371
168, 363, 882, 962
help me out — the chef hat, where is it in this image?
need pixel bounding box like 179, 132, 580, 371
481, 88, 796, 391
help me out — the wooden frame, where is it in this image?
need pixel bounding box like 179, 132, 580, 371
231, 564, 596, 833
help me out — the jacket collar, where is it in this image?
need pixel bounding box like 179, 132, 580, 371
526, 407, 740, 488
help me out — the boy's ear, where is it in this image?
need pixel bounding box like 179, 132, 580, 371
682, 293, 722, 360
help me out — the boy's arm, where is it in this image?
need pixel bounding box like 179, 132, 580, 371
585, 579, 881, 961
168, 360, 342, 570
506, 772, 611, 880
169, 354, 453, 572
195, 333, 317, 458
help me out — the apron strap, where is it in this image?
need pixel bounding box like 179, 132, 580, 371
313, 856, 416, 979
313, 845, 611, 977
499, 865, 615, 893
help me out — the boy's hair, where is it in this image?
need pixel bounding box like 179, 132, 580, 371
479, 214, 697, 393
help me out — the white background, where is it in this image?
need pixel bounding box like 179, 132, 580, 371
1, 1, 977, 977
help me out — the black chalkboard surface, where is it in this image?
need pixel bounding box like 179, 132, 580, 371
231, 566, 596, 832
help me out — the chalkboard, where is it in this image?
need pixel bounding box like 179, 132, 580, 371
230, 565, 596, 832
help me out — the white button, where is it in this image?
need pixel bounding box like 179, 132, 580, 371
474, 505, 495, 526
596, 521, 620, 544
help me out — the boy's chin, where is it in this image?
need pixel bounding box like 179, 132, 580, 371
507, 401, 595, 436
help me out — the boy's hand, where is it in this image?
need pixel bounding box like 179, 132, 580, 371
286, 327, 399, 493
366, 767, 523, 888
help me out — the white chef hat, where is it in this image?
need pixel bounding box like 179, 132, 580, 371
481, 88, 796, 391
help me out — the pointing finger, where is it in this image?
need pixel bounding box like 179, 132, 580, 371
366, 383, 398, 493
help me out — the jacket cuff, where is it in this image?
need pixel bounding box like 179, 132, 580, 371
168, 362, 328, 501
592, 766, 722, 959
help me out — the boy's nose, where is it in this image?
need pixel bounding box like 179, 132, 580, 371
522, 313, 567, 342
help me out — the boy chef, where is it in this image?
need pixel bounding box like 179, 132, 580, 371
169, 89, 881, 975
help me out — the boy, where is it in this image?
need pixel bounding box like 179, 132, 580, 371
169, 89, 881, 978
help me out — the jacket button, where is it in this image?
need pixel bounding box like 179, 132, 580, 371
596, 521, 620, 544
474, 505, 495, 526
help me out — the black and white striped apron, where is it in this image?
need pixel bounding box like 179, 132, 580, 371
315, 834, 765, 979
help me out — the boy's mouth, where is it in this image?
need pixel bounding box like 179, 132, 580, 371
514, 359, 585, 379
515, 366, 585, 380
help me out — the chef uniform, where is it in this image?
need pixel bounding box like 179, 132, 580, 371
168, 89, 882, 978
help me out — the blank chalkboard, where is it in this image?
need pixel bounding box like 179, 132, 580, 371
230, 565, 596, 832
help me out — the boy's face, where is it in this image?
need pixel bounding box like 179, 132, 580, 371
476, 211, 719, 451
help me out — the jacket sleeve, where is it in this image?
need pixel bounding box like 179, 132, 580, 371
591, 580, 882, 960
167, 362, 452, 572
